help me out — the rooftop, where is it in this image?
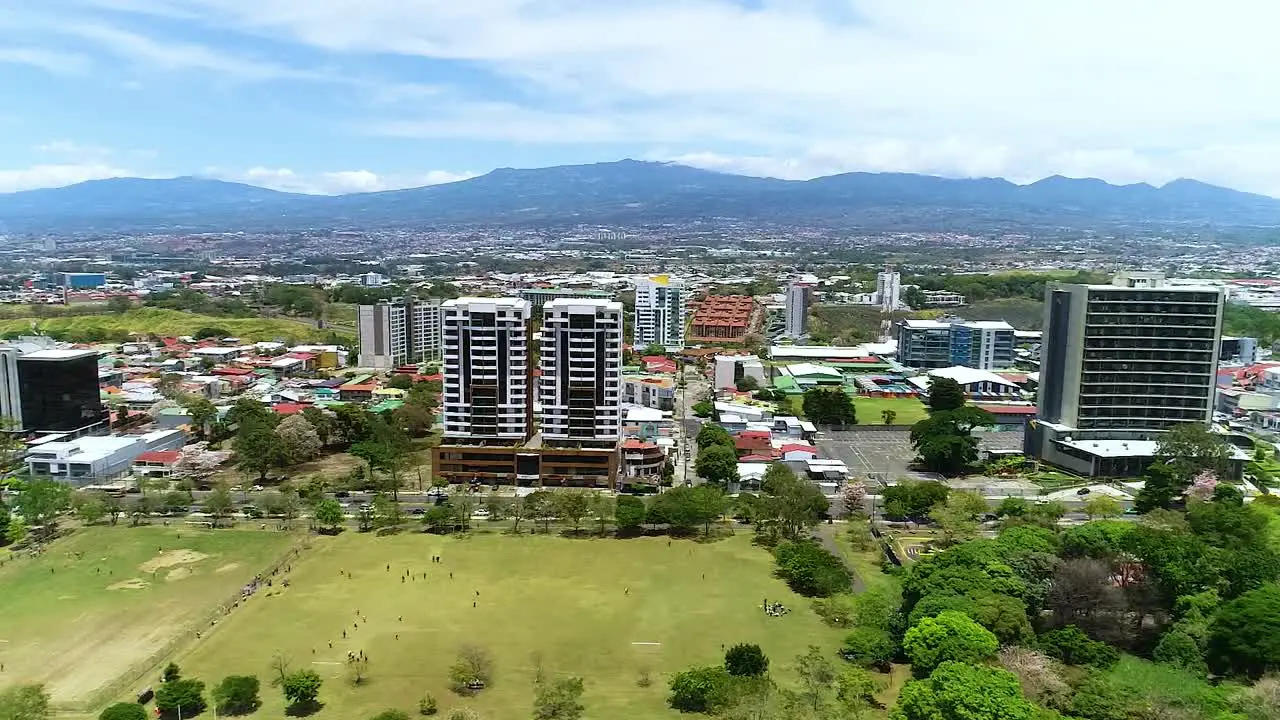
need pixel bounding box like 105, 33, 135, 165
21, 348, 98, 361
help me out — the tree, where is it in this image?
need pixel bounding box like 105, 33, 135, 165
927, 377, 966, 413
842, 627, 895, 671
234, 418, 287, 481
881, 409, 897, 425
212, 675, 261, 715
614, 495, 646, 533
553, 491, 591, 533
532, 676, 585, 720
725, 644, 769, 677
667, 665, 733, 713
910, 407, 995, 475
840, 481, 867, 518
4, 516, 26, 545
185, 397, 218, 439
281, 670, 322, 710
1082, 495, 1122, 520
1155, 423, 1233, 484
372, 493, 403, 529
449, 645, 494, 695
313, 499, 345, 532
892, 662, 1036, 720
226, 397, 275, 428
802, 387, 857, 426
301, 407, 335, 446
696, 423, 735, 452
691, 400, 715, 418
836, 668, 883, 720
73, 490, 109, 525
588, 493, 614, 535
774, 540, 852, 597
1207, 583, 1280, 677
929, 490, 988, 545
155, 679, 206, 718
13, 479, 72, 540
735, 375, 759, 392
695, 445, 740, 488
795, 645, 839, 713
1038, 626, 1119, 669
688, 485, 729, 536
525, 491, 557, 534
0, 684, 50, 720
163, 663, 182, 682
276, 414, 323, 465
205, 482, 235, 528
881, 481, 949, 521
756, 463, 827, 543
99, 702, 148, 720
1152, 628, 1206, 674
903, 610, 999, 676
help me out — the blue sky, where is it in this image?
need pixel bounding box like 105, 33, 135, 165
3, 1, 1280, 195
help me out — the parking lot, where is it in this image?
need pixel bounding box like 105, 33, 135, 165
816, 429, 926, 482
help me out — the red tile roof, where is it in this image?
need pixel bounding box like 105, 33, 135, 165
739, 454, 774, 462
974, 404, 1038, 415
735, 436, 773, 452
780, 443, 817, 455
212, 367, 254, 376
272, 403, 310, 415
621, 439, 658, 450
135, 450, 182, 464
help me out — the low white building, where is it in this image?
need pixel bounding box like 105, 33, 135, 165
714, 354, 766, 389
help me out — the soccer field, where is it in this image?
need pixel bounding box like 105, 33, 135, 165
0, 526, 297, 709
168, 531, 844, 720
854, 397, 927, 426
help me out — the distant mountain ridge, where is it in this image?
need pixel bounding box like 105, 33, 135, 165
1, 159, 1278, 234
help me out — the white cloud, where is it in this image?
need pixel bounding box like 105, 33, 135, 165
0, 163, 132, 193
0, 46, 88, 74
209, 167, 475, 194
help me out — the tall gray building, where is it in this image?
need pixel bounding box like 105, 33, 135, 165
895, 319, 1015, 370
356, 297, 442, 369
1025, 273, 1227, 476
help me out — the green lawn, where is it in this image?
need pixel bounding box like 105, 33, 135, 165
854, 397, 927, 426
0, 526, 296, 710
168, 531, 844, 720
0, 308, 353, 343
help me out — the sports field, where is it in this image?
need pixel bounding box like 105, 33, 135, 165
169, 531, 844, 719
854, 397, 927, 426
0, 526, 297, 710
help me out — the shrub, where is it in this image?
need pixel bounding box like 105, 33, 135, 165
1152, 629, 1207, 674
162, 663, 181, 682
668, 665, 733, 713
212, 675, 261, 715
99, 703, 148, 720
841, 627, 896, 670
370, 711, 411, 720
773, 540, 852, 597
811, 596, 856, 627
1039, 626, 1120, 669
724, 644, 769, 677
419, 694, 439, 716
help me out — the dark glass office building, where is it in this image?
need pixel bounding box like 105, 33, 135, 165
17, 350, 108, 432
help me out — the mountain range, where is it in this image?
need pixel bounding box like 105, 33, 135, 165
2, 159, 1279, 234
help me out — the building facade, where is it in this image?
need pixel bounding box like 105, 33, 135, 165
1025, 274, 1227, 476
875, 271, 902, 310
895, 319, 1015, 370
690, 295, 757, 342
540, 299, 624, 444
356, 297, 443, 369
634, 275, 686, 350
441, 298, 533, 441
785, 282, 813, 339
17, 349, 109, 433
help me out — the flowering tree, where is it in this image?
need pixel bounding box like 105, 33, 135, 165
841, 480, 868, 518
1186, 471, 1218, 502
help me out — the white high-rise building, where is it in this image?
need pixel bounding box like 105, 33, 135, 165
634, 275, 686, 350
357, 297, 443, 369
540, 299, 624, 443
441, 298, 532, 441
785, 281, 813, 339
875, 271, 902, 311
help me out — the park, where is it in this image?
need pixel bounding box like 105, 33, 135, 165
0, 525, 856, 720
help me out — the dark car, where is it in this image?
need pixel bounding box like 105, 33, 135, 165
1076, 488, 1091, 495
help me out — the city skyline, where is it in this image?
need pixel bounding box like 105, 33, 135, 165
6, 2, 1280, 196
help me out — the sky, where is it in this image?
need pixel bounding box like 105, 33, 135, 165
3, 1, 1280, 196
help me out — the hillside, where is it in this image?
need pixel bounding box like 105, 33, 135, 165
3, 160, 1280, 233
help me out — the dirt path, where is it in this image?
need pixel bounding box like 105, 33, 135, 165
814, 523, 867, 593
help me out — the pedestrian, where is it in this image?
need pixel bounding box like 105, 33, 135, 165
386, 563, 390, 572
395, 634, 399, 640
473, 601, 476, 608
475, 590, 479, 597
449, 572, 453, 579
329, 642, 333, 649
624, 587, 629, 595
399, 616, 403, 622
343, 630, 347, 639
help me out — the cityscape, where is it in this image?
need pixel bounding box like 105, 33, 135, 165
4, 3, 1280, 720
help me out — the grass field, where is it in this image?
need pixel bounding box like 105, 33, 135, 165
0, 527, 296, 709
166, 531, 844, 720
855, 397, 927, 426
0, 308, 353, 343
953, 298, 1045, 331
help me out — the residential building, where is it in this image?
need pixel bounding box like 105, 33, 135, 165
441, 297, 533, 441
919, 289, 967, 307
908, 366, 1023, 399
17, 349, 109, 433
634, 275, 686, 350
785, 281, 813, 339
621, 375, 676, 411
875, 270, 902, 310
539, 298, 624, 444
895, 319, 1015, 370
26, 429, 183, 485
517, 287, 614, 310
714, 354, 766, 390
690, 295, 757, 342
357, 297, 443, 369
1025, 273, 1232, 476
